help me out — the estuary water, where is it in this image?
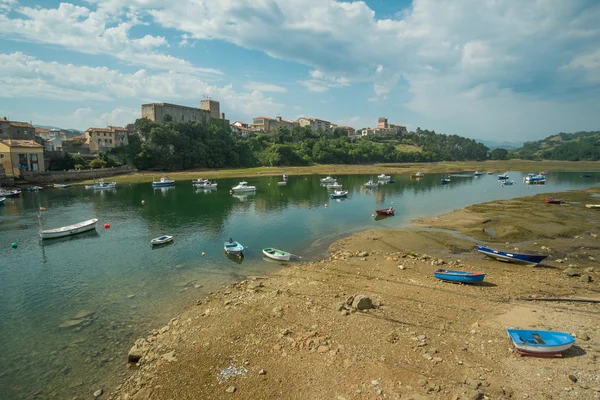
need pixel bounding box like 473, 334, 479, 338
0, 170, 598, 398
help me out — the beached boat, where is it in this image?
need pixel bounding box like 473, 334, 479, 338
0, 197, 5, 205
152, 177, 175, 187
377, 173, 391, 181
330, 190, 348, 199
434, 269, 486, 283
473, 171, 483, 176
506, 329, 575, 355
192, 178, 217, 188
476, 245, 547, 265
231, 181, 256, 192
262, 248, 292, 261
585, 204, 600, 209
375, 207, 394, 216
441, 178, 451, 184
487, 171, 494, 175
0, 189, 21, 197
320, 175, 336, 183
326, 182, 342, 189
53, 183, 70, 188
498, 173, 509, 180
544, 197, 562, 204
151, 235, 173, 246
224, 239, 244, 255
40, 218, 98, 239
364, 180, 379, 188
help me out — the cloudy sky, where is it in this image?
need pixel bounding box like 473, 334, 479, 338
0, 0, 598, 141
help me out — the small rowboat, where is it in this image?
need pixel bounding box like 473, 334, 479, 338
0, 189, 21, 197
277, 181, 287, 185
434, 269, 485, 283
585, 204, 600, 209
0, 197, 6, 205
441, 178, 451, 184
330, 190, 348, 199
151, 235, 173, 246
375, 207, 394, 216
544, 197, 562, 204
506, 329, 575, 355
40, 218, 98, 239
498, 173, 509, 180
224, 239, 244, 255
262, 248, 293, 261
477, 245, 547, 265
53, 183, 70, 188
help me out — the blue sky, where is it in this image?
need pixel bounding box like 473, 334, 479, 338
0, 0, 599, 141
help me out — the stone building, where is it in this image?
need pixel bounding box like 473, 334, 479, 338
141, 100, 228, 125
297, 117, 332, 133
251, 116, 298, 133
0, 117, 36, 140
84, 126, 129, 152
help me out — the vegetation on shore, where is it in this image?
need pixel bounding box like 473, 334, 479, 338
510, 130, 600, 161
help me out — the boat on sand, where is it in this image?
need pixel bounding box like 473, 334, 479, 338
262, 248, 295, 261
506, 329, 575, 355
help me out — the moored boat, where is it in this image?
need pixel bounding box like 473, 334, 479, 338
476, 245, 547, 265
283, 173, 289, 179
434, 269, 486, 283
498, 173, 509, 180
473, 171, 483, 176
320, 175, 336, 183
375, 207, 394, 216
151, 235, 173, 246
0, 188, 21, 197
0, 197, 6, 205
441, 178, 451, 184
410, 172, 424, 178
231, 181, 256, 192
326, 182, 342, 189
192, 178, 217, 188
364, 180, 379, 188
330, 190, 348, 199
377, 173, 391, 181
224, 238, 244, 255
262, 247, 293, 261
544, 197, 562, 204
53, 183, 71, 188
506, 329, 575, 355
525, 174, 546, 184
93, 181, 117, 190
25, 186, 43, 191
152, 177, 175, 187
40, 218, 99, 239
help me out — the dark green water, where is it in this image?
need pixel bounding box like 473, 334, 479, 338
0, 171, 598, 398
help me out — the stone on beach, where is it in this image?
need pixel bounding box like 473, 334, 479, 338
351, 295, 373, 310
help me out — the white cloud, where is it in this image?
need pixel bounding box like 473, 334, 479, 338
243, 81, 287, 93
30, 107, 140, 130
299, 70, 350, 92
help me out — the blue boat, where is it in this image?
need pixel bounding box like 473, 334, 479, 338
441, 178, 451, 185
151, 177, 175, 187
477, 245, 547, 265
498, 173, 509, 180
434, 269, 485, 283
224, 238, 244, 255
330, 190, 348, 199
506, 329, 575, 354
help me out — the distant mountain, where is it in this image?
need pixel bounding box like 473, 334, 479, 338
475, 139, 523, 150
33, 125, 83, 138
510, 131, 600, 161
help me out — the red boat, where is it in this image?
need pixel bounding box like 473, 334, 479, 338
375, 207, 395, 216
544, 197, 562, 204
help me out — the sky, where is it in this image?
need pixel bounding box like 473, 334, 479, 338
0, 0, 599, 142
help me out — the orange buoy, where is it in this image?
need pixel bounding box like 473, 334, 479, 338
39, 207, 46, 211
104, 223, 111, 229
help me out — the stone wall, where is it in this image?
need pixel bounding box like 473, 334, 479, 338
20, 166, 135, 184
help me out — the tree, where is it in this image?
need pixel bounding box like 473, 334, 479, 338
489, 148, 509, 160
89, 159, 107, 169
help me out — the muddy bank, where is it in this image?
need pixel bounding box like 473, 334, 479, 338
109, 188, 600, 400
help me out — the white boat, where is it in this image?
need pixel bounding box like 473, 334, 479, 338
377, 173, 391, 181
586, 204, 600, 209
474, 171, 483, 176
326, 182, 342, 189
0, 197, 6, 205
86, 181, 116, 190
231, 181, 257, 192
25, 186, 43, 191
40, 218, 98, 239
277, 181, 287, 185
151, 177, 175, 187
53, 183, 70, 188
320, 175, 337, 183
262, 247, 293, 261
151, 235, 173, 245
0, 189, 21, 197
192, 178, 217, 188
364, 180, 379, 188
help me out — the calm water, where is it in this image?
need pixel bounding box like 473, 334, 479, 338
0, 171, 598, 398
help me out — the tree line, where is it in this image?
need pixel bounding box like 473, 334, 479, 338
510, 131, 600, 161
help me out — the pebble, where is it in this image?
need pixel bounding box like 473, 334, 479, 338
371, 379, 380, 386
226, 386, 236, 393
568, 375, 578, 383
578, 331, 590, 341
258, 369, 266, 375
94, 388, 103, 397
317, 345, 330, 353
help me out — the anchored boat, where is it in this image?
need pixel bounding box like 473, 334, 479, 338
151, 235, 173, 246
262, 248, 294, 261
224, 239, 244, 255
40, 218, 99, 239
375, 207, 394, 216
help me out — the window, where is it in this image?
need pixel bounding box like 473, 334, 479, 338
104, 133, 107, 136
18, 153, 28, 170
109, 139, 112, 144
30, 154, 39, 171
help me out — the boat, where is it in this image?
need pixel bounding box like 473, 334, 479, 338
25, 186, 43, 191
262, 247, 293, 261
583, 173, 592, 178
40, 218, 99, 239
320, 175, 336, 183
0, 197, 5, 205
224, 238, 244, 255
283, 173, 289, 179
544, 197, 562, 204
502, 180, 514, 186
377, 173, 391, 181
277, 181, 287, 185
0, 189, 21, 197
410, 172, 424, 178
92, 181, 116, 190
364, 180, 379, 188
441, 178, 451, 184
487, 171, 494, 175
585, 204, 600, 209
192, 178, 217, 188
152, 177, 175, 187
53, 183, 71, 188
434, 269, 486, 283
231, 181, 257, 192
498, 173, 509, 180
151, 235, 173, 246
473, 171, 483, 176
525, 175, 546, 184
326, 182, 342, 189
388, 179, 395, 184
375, 207, 394, 216
330, 190, 348, 199
506, 329, 575, 355
476, 245, 548, 265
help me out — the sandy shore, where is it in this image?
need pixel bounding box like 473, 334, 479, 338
109, 188, 600, 400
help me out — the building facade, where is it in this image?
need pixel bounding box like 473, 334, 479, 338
84, 126, 129, 152
251, 116, 298, 133
0, 118, 36, 140
0, 139, 45, 176
362, 117, 407, 136
297, 117, 332, 132
141, 100, 228, 125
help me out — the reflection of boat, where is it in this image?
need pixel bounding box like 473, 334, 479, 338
151, 177, 175, 187
40, 218, 98, 239
192, 178, 217, 188
231, 181, 256, 192
326, 182, 342, 189
410, 172, 424, 178
196, 187, 216, 193
375, 207, 394, 216
502, 180, 514, 186
330, 190, 348, 199
277, 181, 287, 185
586, 204, 600, 209
364, 180, 379, 188
0, 189, 21, 197
506, 329, 575, 355
53, 183, 70, 188
377, 173, 391, 181
320, 175, 336, 183
476, 245, 547, 265
224, 239, 244, 255
151, 235, 173, 246
227, 253, 244, 264
441, 178, 450, 184
434, 269, 485, 283
583, 173, 592, 178
232, 193, 253, 201
40, 228, 99, 245
544, 197, 562, 204
262, 248, 292, 261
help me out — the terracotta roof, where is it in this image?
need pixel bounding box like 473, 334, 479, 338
65, 135, 88, 141
254, 116, 275, 121
86, 127, 112, 133
0, 117, 8, 122
35, 128, 50, 134
108, 126, 128, 132
0, 139, 44, 148
9, 121, 34, 128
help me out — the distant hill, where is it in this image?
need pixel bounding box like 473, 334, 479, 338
34, 125, 83, 138
475, 139, 523, 150
510, 131, 600, 161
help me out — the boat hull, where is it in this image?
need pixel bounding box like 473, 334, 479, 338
586, 204, 600, 209
262, 248, 291, 261
152, 182, 175, 187
224, 241, 244, 254
40, 218, 99, 239
375, 208, 394, 216
544, 198, 562, 204
151, 235, 173, 245
434, 269, 485, 283
506, 329, 575, 354
0, 197, 5, 205
477, 245, 547, 265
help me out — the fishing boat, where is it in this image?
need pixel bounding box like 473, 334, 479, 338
476, 245, 547, 265
192, 178, 217, 188
377, 173, 391, 181
364, 180, 379, 188
498, 173, 509, 180
326, 182, 342, 189
262, 247, 293, 261
231, 181, 256, 192
88, 181, 117, 190
487, 171, 494, 175
506, 329, 575, 355
152, 177, 175, 187
320, 175, 336, 183
151, 235, 173, 246
441, 178, 451, 184
502, 180, 514, 186
473, 171, 483, 176
0, 188, 21, 197
585, 204, 600, 209
434, 269, 486, 283
0, 197, 5, 205
40, 218, 99, 239
375, 207, 394, 216
224, 238, 244, 255
525, 174, 546, 184
544, 197, 562, 204
25, 186, 43, 191
410, 172, 424, 178
330, 190, 348, 199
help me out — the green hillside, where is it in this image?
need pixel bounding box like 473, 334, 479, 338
510, 131, 600, 161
